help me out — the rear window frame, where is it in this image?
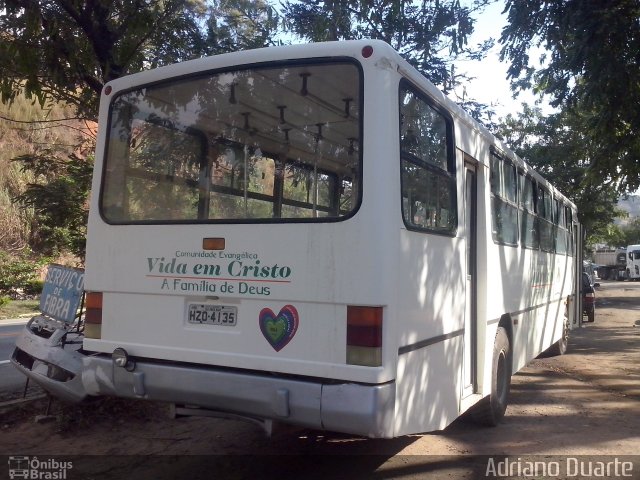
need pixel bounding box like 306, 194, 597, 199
98, 57, 365, 225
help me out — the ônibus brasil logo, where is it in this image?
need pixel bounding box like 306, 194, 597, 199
8, 456, 73, 479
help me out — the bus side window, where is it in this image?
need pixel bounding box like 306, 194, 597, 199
566, 206, 575, 256
399, 84, 456, 234
519, 173, 539, 249
555, 200, 568, 255
537, 187, 555, 252
490, 151, 518, 245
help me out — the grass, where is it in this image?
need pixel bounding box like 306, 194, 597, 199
0, 298, 40, 319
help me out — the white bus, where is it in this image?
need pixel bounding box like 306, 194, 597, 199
13, 40, 581, 438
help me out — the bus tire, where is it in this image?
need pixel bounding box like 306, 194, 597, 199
473, 327, 511, 426
547, 320, 569, 356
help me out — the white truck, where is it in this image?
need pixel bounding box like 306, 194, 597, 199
593, 248, 627, 280
626, 244, 640, 280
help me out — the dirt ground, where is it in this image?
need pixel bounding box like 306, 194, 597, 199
1, 281, 639, 479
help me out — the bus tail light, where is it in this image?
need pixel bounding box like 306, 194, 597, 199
346, 306, 382, 367
84, 292, 103, 339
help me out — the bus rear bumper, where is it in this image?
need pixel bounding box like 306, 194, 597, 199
11, 316, 87, 404
11, 320, 396, 438
81, 354, 396, 438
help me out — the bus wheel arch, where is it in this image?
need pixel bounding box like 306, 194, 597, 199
472, 321, 512, 426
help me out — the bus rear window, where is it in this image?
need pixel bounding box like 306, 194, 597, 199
101, 61, 362, 223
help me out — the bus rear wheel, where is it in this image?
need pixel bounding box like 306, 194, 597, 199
473, 327, 511, 426
547, 320, 569, 355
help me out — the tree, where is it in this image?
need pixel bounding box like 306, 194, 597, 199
0, 0, 214, 260
206, 0, 280, 53
0, 0, 282, 260
499, 0, 640, 191
621, 217, 640, 246
0, 0, 211, 121
13, 142, 94, 258
591, 223, 626, 250
282, 0, 493, 94
495, 104, 623, 245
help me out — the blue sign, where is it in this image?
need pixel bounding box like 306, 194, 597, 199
40, 264, 85, 323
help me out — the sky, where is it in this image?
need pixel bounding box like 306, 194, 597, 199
451, 1, 548, 119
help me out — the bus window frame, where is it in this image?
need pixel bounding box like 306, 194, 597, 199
398, 79, 457, 237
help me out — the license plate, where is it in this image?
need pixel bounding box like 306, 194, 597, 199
187, 304, 237, 326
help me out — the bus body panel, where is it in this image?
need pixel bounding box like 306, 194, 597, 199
485, 245, 574, 373
394, 335, 463, 435
84, 41, 404, 385
84, 170, 400, 385
392, 228, 466, 434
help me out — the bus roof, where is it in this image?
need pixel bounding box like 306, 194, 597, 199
101, 39, 576, 210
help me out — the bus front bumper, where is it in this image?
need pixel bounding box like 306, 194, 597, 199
11, 317, 396, 438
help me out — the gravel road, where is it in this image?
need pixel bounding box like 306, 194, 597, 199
1, 281, 639, 479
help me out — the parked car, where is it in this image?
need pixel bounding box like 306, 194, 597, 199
582, 272, 596, 323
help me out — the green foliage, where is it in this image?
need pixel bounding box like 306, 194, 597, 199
13, 145, 93, 259
281, 0, 493, 93
589, 223, 625, 249
24, 279, 44, 296
206, 0, 281, 53
0, 93, 80, 253
0, 0, 210, 120
499, 0, 640, 191
620, 218, 640, 246
0, 0, 284, 261
0, 298, 40, 319
0, 250, 49, 297
591, 217, 640, 248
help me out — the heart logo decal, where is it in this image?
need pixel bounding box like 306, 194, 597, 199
259, 305, 299, 352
